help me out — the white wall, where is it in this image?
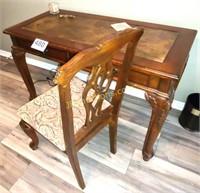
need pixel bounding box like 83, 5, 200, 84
1, 0, 200, 102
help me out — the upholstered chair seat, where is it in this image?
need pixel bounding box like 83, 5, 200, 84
17, 76, 110, 151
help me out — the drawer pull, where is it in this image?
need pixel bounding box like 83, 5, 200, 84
113, 68, 118, 74
43, 49, 48, 54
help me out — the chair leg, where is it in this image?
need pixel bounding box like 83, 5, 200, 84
66, 148, 85, 189
19, 119, 39, 150
109, 121, 117, 154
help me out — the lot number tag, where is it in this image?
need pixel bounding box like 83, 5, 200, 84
31, 38, 48, 52
111, 22, 132, 31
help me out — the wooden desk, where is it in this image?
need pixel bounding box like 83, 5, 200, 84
3, 10, 197, 161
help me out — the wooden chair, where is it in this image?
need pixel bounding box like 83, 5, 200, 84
17, 27, 143, 189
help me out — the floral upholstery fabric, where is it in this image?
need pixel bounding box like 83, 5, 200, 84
17, 77, 110, 151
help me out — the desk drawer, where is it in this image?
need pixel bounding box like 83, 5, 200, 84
12, 37, 74, 63
128, 68, 171, 93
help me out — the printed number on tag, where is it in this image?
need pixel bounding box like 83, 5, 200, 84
31, 38, 48, 52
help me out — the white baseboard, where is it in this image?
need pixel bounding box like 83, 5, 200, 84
0, 49, 56, 70
0, 49, 184, 111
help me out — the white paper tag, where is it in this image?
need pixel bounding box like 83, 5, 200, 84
111, 22, 132, 31
31, 38, 48, 52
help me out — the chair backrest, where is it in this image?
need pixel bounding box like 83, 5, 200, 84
54, 27, 143, 149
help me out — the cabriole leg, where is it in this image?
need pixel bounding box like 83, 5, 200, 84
19, 119, 39, 150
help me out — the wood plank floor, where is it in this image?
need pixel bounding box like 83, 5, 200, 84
0, 56, 199, 193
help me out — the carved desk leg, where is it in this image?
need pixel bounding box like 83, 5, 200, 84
12, 46, 37, 100
142, 92, 173, 161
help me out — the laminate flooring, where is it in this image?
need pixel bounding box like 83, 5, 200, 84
0, 56, 199, 193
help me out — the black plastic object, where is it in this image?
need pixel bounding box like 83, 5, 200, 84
179, 93, 200, 132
